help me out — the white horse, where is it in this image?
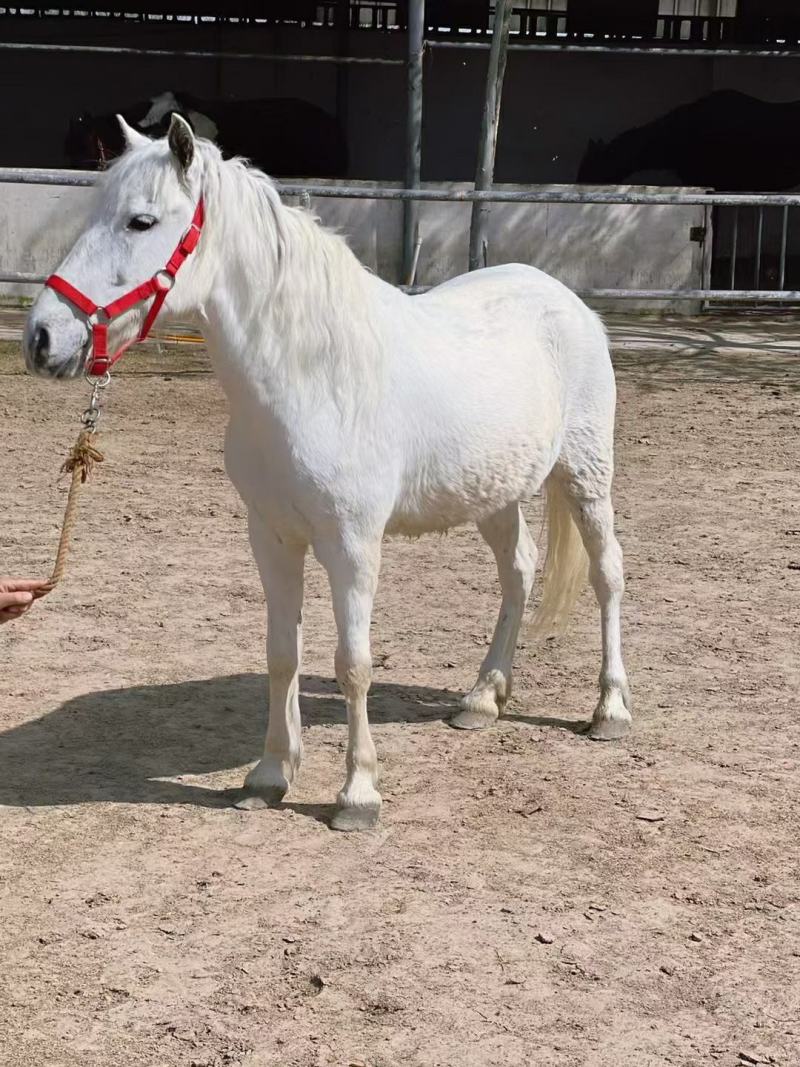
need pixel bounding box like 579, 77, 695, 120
24, 116, 631, 830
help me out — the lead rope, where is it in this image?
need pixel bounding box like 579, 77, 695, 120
42, 374, 109, 594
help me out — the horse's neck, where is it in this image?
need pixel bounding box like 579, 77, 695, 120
201, 187, 384, 414
613, 127, 656, 177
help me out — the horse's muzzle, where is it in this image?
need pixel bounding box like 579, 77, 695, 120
23, 311, 89, 379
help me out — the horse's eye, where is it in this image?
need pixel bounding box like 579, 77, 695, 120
127, 215, 157, 232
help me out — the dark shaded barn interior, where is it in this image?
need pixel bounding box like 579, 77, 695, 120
2, 1, 800, 182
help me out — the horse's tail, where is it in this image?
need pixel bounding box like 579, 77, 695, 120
530, 474, 589, 636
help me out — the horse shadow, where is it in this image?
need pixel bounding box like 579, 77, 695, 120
0, 673, 587, 811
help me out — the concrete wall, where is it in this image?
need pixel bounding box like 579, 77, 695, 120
294, 182, 707, 299
0, 179, 706, 310
0, 183, 93, 302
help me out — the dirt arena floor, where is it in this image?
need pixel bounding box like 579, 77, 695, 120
1, 313, 798, 1067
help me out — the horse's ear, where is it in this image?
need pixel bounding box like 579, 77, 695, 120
117, 114, 149, 150
168, 112, 195, 173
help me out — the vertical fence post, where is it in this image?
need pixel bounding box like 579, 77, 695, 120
468, 0, 514, 272
779, 206, 789, 291
730, 206, 739, 290
403, 0, 425, 285
335, 0, 350, 163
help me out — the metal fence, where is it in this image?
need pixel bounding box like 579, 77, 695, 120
2, 167, 800, 302
712, 204, 795, 294
3, 0, 800, 305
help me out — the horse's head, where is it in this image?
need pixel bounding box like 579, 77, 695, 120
139, 91, 188, 137
26, 114, 206, 379
64, 111, 123, 169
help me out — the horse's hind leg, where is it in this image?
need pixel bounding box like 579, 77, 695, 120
451, 502, 538, 730
565, 488, 631, 740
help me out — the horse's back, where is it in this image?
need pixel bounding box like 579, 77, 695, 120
414, 263, 611, 394
418, 262, 575, 309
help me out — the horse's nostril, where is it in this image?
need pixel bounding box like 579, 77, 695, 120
33, 325, 50, 365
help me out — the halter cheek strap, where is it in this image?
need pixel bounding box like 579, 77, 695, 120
46, 197, 205, 377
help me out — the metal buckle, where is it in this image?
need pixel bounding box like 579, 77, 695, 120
153, 269, 176, 293
81, 370, 111, 432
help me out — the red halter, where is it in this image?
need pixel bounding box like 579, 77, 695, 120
45, 198, 205, 377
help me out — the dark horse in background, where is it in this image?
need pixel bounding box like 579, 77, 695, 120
65, 90, 348, 177
577, 90, 800, 191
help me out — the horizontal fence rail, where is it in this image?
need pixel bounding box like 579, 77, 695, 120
4, 270, 797, 302
4, 267, 796, 302
278, 185, 800, 209
1, 168, 799, 303
4, 170, 800, 208
0, 41, 404, 65
401, 286, 800, 302
427, 39, 800, 60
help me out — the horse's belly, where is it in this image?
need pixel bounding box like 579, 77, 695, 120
384, 339, 563, 535
386, 434, 554, 536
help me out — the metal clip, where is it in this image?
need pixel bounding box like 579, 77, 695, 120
81, 370, 111, 433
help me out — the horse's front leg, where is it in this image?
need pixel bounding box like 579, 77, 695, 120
241, 512, 307, 805
315, 533, 382, 832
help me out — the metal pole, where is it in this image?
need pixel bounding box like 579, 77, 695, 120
4, 36, 800, 63
403, 0, 425, 284
700, 204, 713, 300
0, 168, 97, 186
469, 0, 514, 272
6, 170, 800, 209
0, 41, 404, 66
335, 0, 351, 178
3, 268, 799, 302
427, 39, 800, 60
779, 206, 789, 290
229, 186, 800, 207
402, 286, 800, 302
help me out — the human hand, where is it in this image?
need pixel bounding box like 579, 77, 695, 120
0, 577, 51, 623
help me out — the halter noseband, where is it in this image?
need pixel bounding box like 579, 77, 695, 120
45, 197, 205, 377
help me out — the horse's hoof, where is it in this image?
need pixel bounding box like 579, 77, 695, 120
453, 676, 504, 730
450, 705, 498, 730
586, 717, 631, 741
330, 802, 381, 832
233, 786, 285, 810
241, 757, 294, 807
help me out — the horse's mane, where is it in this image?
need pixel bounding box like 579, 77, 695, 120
198, 141, 385, 406
104, 137, 384, 408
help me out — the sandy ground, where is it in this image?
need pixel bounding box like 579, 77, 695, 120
0, 314, 798, 1067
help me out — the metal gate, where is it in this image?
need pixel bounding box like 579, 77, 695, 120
711, 203, 796, 296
